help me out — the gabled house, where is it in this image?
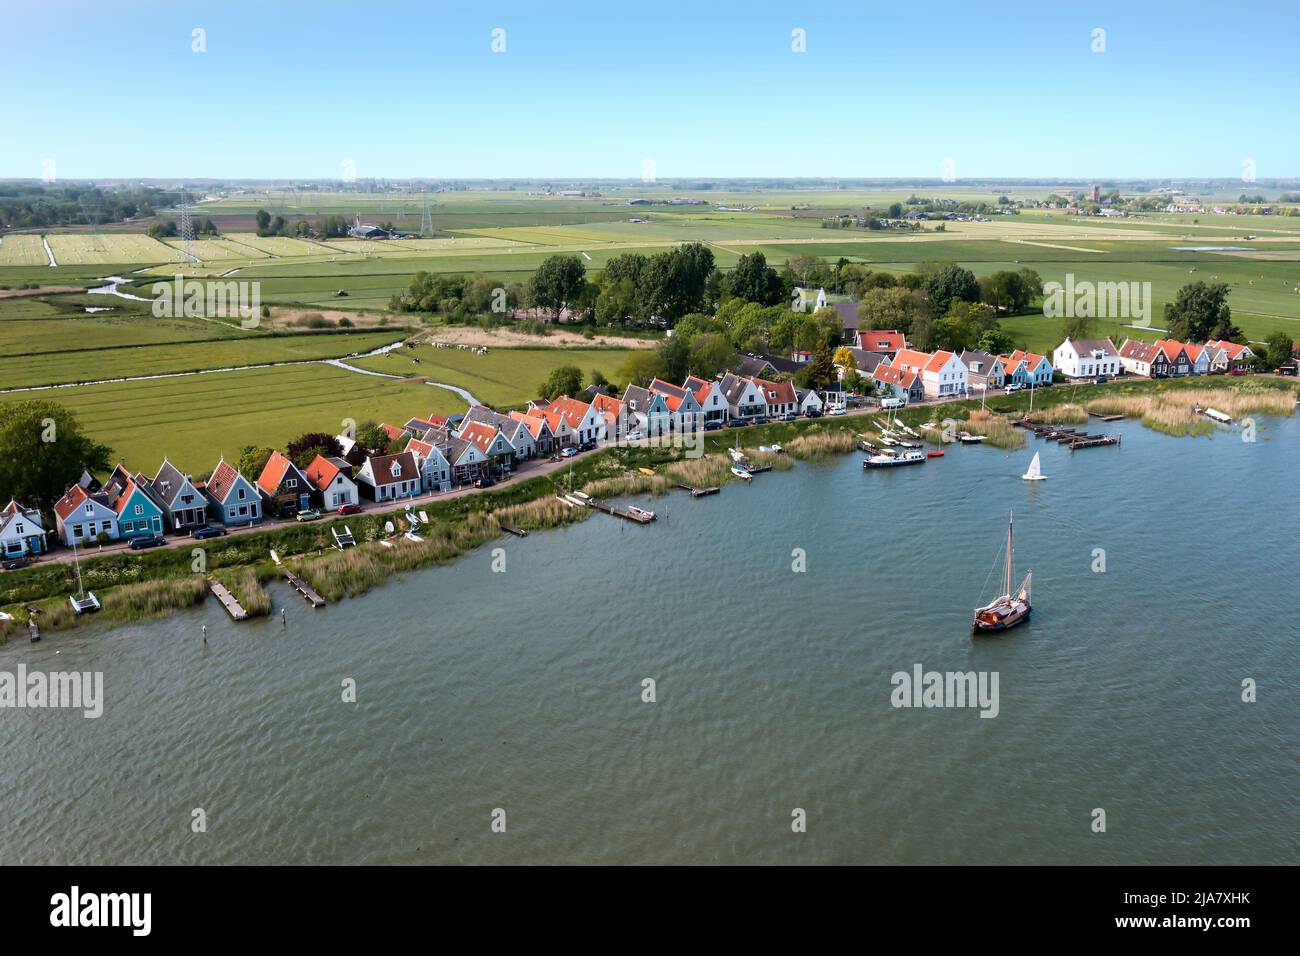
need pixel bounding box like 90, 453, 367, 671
510, 410, 555, 456
872, 363, 925, 404
458, 420, 516, 476
1053, 338, 1121, 380
499, 417, 536, 460
649, 378, 702, 432
549, 396, 605, 444
831, 300, 860, 344
748, 376, 798, 418
356, 452, 421, 502
1003, 350, 1054, 387
256, 450, 315, 517
444, 436, 489, 485
890, 348, 968, 398
959, 350, 1006, 389
1205, 339, 1254, 371
1156, 340, 1205, 376
590, 393, 629, 442
847, 348, 888, 378
105, 473, 165, 540
204, 458, 263, 526
683, 376, 730, 426
1152, 340, 1194, 377
857, 329, 906, 357
621, 385, 672, 437
304, 454, 360, 510
794, 387, 824, 415
718, 372, 766, 421
404, 438, 452, 492
53, 483, 120, 546
1119, 339, 1161, 377
525, 405, 574, 449
150, 458, 209, 532
0, 500, 46, 558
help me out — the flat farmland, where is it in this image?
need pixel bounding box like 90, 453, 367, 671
352, 345, 637, 408
0, 235, 50, 265
0, 363, 448, 475
46, 234, 176, 264
0, 329, 402, 390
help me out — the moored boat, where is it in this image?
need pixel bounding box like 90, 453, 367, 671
626, 505, 656, 521
927, 450, 945, 458
730, 465, 753, 481
973, 512, 1032, 634
958, 431, 986, 444
863, 449, 926, 468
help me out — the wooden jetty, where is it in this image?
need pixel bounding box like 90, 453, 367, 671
1088, 411, 1124, 421
1068, 434, 1121, 450
675, 483, 720, 498
588, 500, 654, 524
282, 569, 326, 607
747, 464, 774, 475
499, 522, 528, 537
208, 579, 249, 621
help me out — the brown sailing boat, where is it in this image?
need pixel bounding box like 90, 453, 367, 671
972, 512, 1031, 634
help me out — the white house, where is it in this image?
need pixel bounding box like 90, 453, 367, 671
304, 454, 359, 510
1053, 338, 1121, 379
356, 452, 421, 502
0, 500, 46, 558
405, 438, 453, 492
890, 348, 968, 399
683, 377, 730, 426
718, 372, 766, 420
547, 396, 605, 444
795, 387, 824, 415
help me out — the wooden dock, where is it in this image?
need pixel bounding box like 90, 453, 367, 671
1088, 411, 1125, 421
1068, 434, 1121, 450
588, 500, 654, 524
499, 522, 528, 537
282, 569, 326, 607
208, 579, 249, 621
747, 464, 773, 475
675, 483, 720, 497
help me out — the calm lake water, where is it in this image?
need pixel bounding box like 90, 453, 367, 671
2, 414, 1297, 865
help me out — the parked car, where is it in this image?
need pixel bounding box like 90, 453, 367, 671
1227, 368, 1247, 377
295, 509, 323, 522
473, 477, 496, 489
561, 446, 578, 458
726, 418, 745, 428
580, 440, 597, 451
880, 397, 904, 410
827, 406, 847, 416
336, 503, 362, 516
751, 416, 768, 425
781, 412, 797, 422
703, 420, 723, 431
625, 430, 643, 442
1005, 383, 1023, 392
191, 525, 227, 540
2, 556, 32, 571
804, 408, 822, 418
129, 534, 166, 550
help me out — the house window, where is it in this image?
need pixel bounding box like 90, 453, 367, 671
237, 488, 245, 500
238, 506, 247, 516
134, 504, 144, 515
15, 523, 23, 534
287, 479, 297, 489
84, 503, 94, 515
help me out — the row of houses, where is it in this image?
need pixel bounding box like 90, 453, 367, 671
848, 334, 1056, 404
1115, 338, 1253, 378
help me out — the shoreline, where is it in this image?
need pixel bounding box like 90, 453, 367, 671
2, 376, 1294, 641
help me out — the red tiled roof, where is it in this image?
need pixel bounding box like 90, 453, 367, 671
256, 450, 295, 496
873, 364, 919, 388
206, 459, 243, 502
366, 452, 419, 485
379, 423, 408, 442
748, 376, 797, 404
53, 483, 90, 521
458, 420, 501, 455
923, 350, 956, 374
546, 396, 594, 431
590, 393, 624, 418
303, 454, 343, 492
858, 330, 905, 353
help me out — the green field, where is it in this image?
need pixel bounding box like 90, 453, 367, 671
353, 345, 638, 408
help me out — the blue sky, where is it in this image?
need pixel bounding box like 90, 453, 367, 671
5, 0, 1298, 180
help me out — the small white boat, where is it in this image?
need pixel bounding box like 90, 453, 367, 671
1021, 451, 1047, 481
70, 592, 101, 614
770, 443, 784, 454
729, 447, 748, 463
403, 530, 424, 542
863, 449, 926, 468
958, 432, 986, 444
879, 436, 899, 446
731, 465, 753, 481
626, 505, 656, 521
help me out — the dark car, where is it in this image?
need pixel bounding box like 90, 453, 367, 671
191, 526, 227, 540
750, 416, 768, 425
805, 407, 822, 418
781, 412, 797, 422
2, 556, 32, 571
473, 477, 496, 489
703, 420, 723, 431
580, 440, 597, 451
129, 534, 167, 550
337, 503, 362, 516
726, 418, 745, 428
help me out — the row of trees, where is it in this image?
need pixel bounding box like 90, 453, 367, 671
0, 184, 177, 230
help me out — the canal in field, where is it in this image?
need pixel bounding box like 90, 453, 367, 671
2, 414, 1297, 864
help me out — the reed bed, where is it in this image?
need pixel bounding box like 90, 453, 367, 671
582, 473, 672, 499
961, 409, 1026, 449
214, 566, 271, 617
919, 426, 947, 446
664, 453, 736, 487
1086, 385, 1295, 437
495, 496, 592, 530
784, 428, 857, 461
745, 448, 794, 471
1031, 403, 1089, 425
100, 576, 208, 625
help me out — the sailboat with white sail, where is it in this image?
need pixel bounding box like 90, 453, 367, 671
1021, 451, 1046, 481
972, 512, 1032, 634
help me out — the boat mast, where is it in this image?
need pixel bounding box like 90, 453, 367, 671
1005, 512, 1014, 597
72, 538, 85, 599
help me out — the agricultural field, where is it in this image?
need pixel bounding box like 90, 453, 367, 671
351, 344, 638, 408
0, 363, 445, 475
0, 234, 50, 265
46, 233, 176, 264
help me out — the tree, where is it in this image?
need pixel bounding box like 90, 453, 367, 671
724, 252, 783, 305
657, 334, 692, 383
978, 327, 1015, 356
616, 350, 668, 388
1261, 330, 1294, 368
687, 332, 732, 379
528, 255, 586, 321
1164, 281, 1231, 342
640, 242, 714, 320
237, 445, 275, 481
286, 432, 343, 469
1062, 311, 1095, 343
355, 421, 391, 454
804, 341, 837, 388
858, 286, 923, 334
983, 270, 1034, 313
538, 364, 583, 400
924, 264, 980, 316
0, 400, 111, 519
